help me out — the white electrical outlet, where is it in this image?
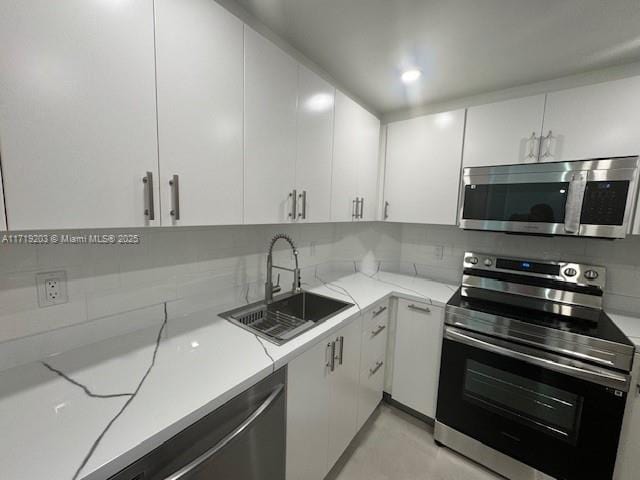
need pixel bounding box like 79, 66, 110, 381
37, 271, 68, 307
434, 245, 444, 261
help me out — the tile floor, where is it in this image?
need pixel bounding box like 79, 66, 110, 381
326, 403, 503, 480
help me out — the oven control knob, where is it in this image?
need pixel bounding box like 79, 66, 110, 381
484, 258, 493, 267
564, 268, 577, 277
465, 256, 479, 265
584, 270, 599, 280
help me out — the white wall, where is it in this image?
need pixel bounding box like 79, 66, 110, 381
0, 223, 401, 370
399, 223, 640, 314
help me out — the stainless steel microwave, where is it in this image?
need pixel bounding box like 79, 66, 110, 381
459, 156, 639, 238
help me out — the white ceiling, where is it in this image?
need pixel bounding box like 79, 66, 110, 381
236, 0, 640, 115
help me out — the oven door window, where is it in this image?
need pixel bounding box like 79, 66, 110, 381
463, 182, 569, 223
464, 359, 583, 445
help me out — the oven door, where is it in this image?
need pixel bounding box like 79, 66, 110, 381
436, 327, 629, 480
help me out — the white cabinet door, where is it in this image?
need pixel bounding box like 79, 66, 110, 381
295, 65, 335, 223
542, 77, 640, 162
0, 0, 159, 230
286, 338, 331, 480
155, 0, 243, 227
356, 110, 381, 222
331, 91, 365, 222
327, 316, 362, 467
384, 110, 465, 225
244, 27, 297, 225
463, 95, 546, 168
614, 353, 640, 480
357, 302, 389, 430
392, 300, 444, 418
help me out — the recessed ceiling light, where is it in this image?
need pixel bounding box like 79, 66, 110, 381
401, 69, 422, 84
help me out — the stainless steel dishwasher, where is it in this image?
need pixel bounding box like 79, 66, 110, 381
110, 368, 286, 480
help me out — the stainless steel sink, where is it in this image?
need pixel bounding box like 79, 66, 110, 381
220, 291, 353, 345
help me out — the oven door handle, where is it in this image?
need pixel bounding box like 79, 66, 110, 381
444, 326, 630, 392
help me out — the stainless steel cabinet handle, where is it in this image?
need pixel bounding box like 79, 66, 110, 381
541, 130, 553, 159
369, 361, 384, 376
371, 324, 386, 337
327, 341, 336, 372
337, 336, 344, 365
444, 326, 630, 391
526, 132, 537, 159
164, 383, 284, 480
359, 197, 365, 219
298, 191, 307, 220
142, 171, 155, 221
384, 201, 390, 220
169, 174, 180, 220
373, 305, 388, 317
352, 198, 358, 219
289, 189, 297, 219
408, 304, 431, 314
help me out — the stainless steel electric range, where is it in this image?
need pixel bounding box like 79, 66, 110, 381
435, 252, 635, 480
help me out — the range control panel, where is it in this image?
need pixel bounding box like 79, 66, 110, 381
463, 252, 606, 289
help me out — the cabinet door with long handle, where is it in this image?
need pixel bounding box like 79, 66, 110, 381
295, 65, 334, 223
155, 0, 243, 226
391, 299, 444, 418
0, 0, 160, 229
244, 27, 297, 225
327, 316, 362, 468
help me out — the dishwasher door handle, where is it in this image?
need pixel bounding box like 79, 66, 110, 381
164, 383, 285, 480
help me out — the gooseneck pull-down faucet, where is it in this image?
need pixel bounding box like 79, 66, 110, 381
265, 234, 301, 304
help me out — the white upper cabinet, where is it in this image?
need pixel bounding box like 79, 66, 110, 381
384, 110, 465, 225
295, 66, 335, 223
541, 77, 640, 162
356, 110, 382, 222
244, 27, 298, 224
463, 95, 546, 168
331, 91, 380, 222
155, 0, 243, 227
0, 0, 159, 230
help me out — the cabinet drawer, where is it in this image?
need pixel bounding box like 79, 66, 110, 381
362, 301, 389, 332
361, 315, 388, 369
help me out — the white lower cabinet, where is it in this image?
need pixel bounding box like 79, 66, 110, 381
357, 302, 389, 430
614, 352, 640, 479
391, 299, 444, 418
286, 316, 362, 480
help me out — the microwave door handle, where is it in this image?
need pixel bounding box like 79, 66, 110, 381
564, 171, 588, 234
444, 326, 630, 391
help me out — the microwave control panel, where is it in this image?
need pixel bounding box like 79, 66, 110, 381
580, 181, 630, 226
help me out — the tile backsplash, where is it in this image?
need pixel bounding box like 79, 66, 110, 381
0, 222, 401, 370
1, 220, 639, 370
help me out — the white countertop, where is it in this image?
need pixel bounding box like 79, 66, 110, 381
0, 271, 456, 480
610, 312, 640, 348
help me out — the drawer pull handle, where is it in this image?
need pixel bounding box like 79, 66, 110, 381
372, 306, 387, 317
371, 325, 386, 337
408, 304, 431, 314
369, 361, 384, 376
